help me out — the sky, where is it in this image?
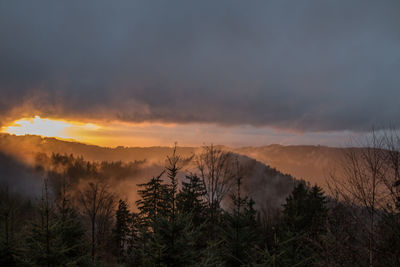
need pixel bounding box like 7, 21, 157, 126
0, 1, 399, 147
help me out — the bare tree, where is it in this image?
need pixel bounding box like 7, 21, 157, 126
196, 145, 236, 220
327, 131, 387, 267
79, 181, 115, 262
382, 129, 400, 208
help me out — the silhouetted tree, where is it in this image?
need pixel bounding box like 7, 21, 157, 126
328, 131, 387, 267
177, 174, 207, 226
136, 171, 168, 232
0, 187, 22, 267
196, 145, 235, 224
24, 180, 55, 266
278, 182, 327, 266
79, 181, 115, 263
221, 175, 259, 266
113, 199, 131, 263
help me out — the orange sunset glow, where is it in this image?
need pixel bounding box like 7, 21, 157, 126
1, 116, 100, 142
1, 116, 189, 147
0, 115, 351, 148
1, 1, 399, 265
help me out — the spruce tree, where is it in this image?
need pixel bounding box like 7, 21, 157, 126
177, 174, 206, 226
164, 145, 181, 258
0, 188, 22, 267
25, 179, 88, 266
113, 199, 131, 262
278, 182, 328, 266
55, 177, 88, 266
163, 147, 205, 266
136, 171, 169, 266
24, 179, 60, 266
136, 171, 169, 232
221, 176, 259, 266
125, 211, 140, 265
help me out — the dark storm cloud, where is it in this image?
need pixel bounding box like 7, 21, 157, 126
0, 0, 399, 131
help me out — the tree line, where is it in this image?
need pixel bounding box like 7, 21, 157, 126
0, 140, 400, 266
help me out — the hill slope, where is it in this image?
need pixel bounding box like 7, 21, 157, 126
234, 145, 345, 187
0, 134, 298, 211
0, 133, 347, 188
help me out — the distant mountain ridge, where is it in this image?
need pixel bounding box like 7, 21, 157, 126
233, 145, 346, 188
0, 133, 347, 189
0, 134, 298, 212
0, 133, 197, 163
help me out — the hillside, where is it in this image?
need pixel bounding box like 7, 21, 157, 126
0, 133, 346, 189
0, 134, 297, 211
0, 133, 197, 163
234, 145, 346, 188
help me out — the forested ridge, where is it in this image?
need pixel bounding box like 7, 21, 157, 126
0, 141, 400, 266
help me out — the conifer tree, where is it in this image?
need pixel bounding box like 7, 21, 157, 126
177, 174, 207, 226
135, 171, 169, 265
113, 199, 130, 262
164, 147, 205, 266
221, 176, 259, 266
278, 182, 328, 266
164, 144, 181, 256
113, 199, 141, 264
125, 211, 140, 265
165, 144, 181, 220
136, 171, 169, 232
25, 178, 88, 266
24, 179, 60, 266
136, 149, 200, 266
0, 187, 22, 267
55, 176, 88, 266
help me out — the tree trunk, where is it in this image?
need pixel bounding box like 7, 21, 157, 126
91, 215, 96, 262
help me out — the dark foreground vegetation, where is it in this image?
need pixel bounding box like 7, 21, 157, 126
1, 137, 400, 266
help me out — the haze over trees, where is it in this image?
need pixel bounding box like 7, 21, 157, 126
0, 137, 400, 266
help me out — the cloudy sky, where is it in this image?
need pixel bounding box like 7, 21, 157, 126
0, 1, 399, 147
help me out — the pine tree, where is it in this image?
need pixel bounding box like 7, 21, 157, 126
164, 144, 181, 259
163, 147, 205, 266
55, 176, 88, 266
125, 211, 140, 265
25, 179, 88, 266
165, 144, 181, 221
135, 147, 203, 267
177, 174, 206, 226
136, 171, 169, 232
278, 182, 328, 266
221, 176, 259, 266
307, 185, 328, 237
24, 179, 60, 266
136, 171, 169, 266
155, 212, 199, 267
53, 204, 88, 266
113, 199, 131, 263
0, 187, 22, 267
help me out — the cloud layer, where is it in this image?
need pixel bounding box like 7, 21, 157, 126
1, 0, 399, 131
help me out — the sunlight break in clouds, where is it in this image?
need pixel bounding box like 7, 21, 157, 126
0, 116, 352, 148
2, 116, 100, 142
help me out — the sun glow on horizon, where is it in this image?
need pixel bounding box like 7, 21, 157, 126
0, 116, 185, 147
0, 115, 349, 148
1, 116, 100, 142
